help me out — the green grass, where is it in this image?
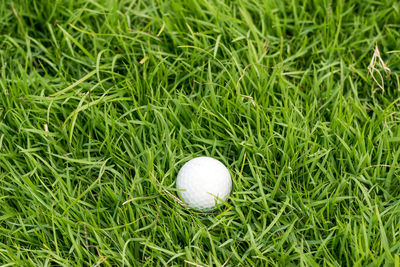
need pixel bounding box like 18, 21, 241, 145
1, 0, 400, 265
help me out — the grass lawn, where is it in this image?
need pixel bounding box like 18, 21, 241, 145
1, 0, 400, 265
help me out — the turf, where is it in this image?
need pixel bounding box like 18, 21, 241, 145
1, 0, 400, 266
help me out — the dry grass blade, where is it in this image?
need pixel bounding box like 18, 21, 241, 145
12, 3, 25, 36
362, 164, 400, 172
368, 43, 391, 93
94, 247, 109, 267
184, 260, 207, 267
240, 94, 256, 107
221, 254, 233, 267
150, 173, 187, 207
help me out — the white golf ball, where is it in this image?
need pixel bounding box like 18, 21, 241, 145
176, 156, 232, 210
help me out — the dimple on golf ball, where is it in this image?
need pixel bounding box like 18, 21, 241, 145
176, 156, 232, 210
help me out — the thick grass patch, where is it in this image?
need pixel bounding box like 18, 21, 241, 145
1, 0, 400, 265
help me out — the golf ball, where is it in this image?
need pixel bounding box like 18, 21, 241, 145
176, 156, 232, 210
